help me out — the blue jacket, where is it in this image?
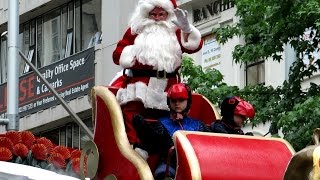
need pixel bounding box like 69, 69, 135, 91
159, 116, 207, 136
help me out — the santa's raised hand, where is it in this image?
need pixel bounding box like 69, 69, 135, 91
172, 8, 192, 33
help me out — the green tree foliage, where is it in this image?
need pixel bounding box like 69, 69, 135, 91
182, 0, 320, 151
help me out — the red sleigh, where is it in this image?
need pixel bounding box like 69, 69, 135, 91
88, 85, 295, 180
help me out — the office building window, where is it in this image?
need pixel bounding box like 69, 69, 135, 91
60, 126, 66, 146
61, 6, 68, 58
246, 60, 265, 85
73, 125, 80, 149
38, 118, 93, 149
37, 18, 43, 68
82, 0, 101, 49
0, 37, 7, 84
0, 0, 101, 83
43, 9, 61, 66
41, 128, 60, 146
80, 118, 93, 148
75, 0, 81, 52
66, 125, 73, 147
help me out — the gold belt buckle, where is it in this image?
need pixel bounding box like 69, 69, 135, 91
156, 70, 166, 79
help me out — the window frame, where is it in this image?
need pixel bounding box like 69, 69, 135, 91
37, 117, 93, 149
23, 46, 35, 74
245, 59, 265, 86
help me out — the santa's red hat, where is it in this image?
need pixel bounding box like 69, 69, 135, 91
139, 0, 177, 13
170, 0, 177, 8
129, 0, 178, 33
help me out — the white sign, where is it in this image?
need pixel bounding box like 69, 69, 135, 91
201, 35, 221, 70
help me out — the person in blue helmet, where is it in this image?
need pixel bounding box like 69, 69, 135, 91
211, 96, 255, 135
133, 83, 209, 179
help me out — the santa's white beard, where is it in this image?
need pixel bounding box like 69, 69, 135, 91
133, 20, 182, 73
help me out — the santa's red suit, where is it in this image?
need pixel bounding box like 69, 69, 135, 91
111, 0, 203, 144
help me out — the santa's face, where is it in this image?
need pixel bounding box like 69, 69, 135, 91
130, 4, 182, 72
148, 7, 168, 21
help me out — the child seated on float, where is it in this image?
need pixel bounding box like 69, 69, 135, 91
211, 96, 255, 135
133, 83, 210, 180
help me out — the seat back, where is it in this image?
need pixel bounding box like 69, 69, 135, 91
173, 131, 295, 180
189, 93, 220, 125
106, 87, 220, 125
91, 86, 153, 180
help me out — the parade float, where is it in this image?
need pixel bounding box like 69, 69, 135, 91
84, 85, 296, 180
3, 85, 320, 180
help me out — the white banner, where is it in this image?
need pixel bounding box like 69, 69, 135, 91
201, 35, 221, 70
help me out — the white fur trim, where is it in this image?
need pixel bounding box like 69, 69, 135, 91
139, 0, 174, 14
119, 45, 135, 68
181, 25, 202, 50
116, 78, 169, 110
135, 82, 147, 101
126, 84, 136, 101
145, 78, 168, 109
129, 0, 176, 31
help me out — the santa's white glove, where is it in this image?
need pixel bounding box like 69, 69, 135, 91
134, 147, 149, 161
172, 8, 192, 33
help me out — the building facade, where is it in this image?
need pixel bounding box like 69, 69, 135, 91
0, 0, 105, 148
0, 0, 317, 146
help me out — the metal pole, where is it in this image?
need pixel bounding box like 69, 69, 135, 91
19, 51, 94, 139
7, 0, 19, 131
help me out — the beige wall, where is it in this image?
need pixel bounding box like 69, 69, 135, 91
265, 58, 286, 87
20, 96, 91, 132
302, 73, 320, 90
95, 0, 138, 86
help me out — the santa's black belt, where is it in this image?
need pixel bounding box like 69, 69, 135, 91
124, 69, 178, 79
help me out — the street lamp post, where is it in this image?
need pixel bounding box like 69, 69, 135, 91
7, 0, 20, 131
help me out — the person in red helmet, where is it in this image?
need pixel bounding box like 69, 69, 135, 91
211, 96, 255, 135
133, 83, 209, 179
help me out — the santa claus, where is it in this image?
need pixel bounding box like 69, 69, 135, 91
112, 0, 203, 145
